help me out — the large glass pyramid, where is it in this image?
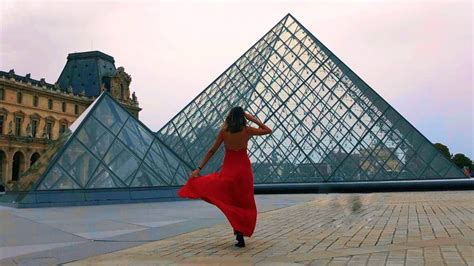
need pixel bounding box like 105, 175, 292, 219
32, 93, 192, 191
157, 14, 464, 183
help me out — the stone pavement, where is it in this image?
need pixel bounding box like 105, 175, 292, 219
0, 194, 318, 265
69, 191, 474, 265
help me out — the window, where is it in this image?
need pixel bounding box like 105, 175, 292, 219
74, 104, 79, 115
46, 122, 52, 139
60, 123, 67, 135
17, 92, 22, 104
48, 99, 53, 110
31, 119, 38, 138
120, 84, 125, 100
0, 87, 4, 100
62, 102, 66, 112
33, 95, 38, 107
15, 117, 22, 136
0, 115, 4, 135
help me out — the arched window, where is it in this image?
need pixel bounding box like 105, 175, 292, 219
30, 152, 40, 166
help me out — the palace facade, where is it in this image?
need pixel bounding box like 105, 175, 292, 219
0, 51, 141, 189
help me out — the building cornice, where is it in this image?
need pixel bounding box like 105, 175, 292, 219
0, 73, 93, 104
1, 70, 141, 113
1, 78, 141, 112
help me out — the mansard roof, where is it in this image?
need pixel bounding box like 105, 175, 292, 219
56, 51, 117, 97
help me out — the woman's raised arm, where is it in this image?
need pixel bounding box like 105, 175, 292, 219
245, 113, 272, 136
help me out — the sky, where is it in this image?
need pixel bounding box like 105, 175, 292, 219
0, 0, 472, 158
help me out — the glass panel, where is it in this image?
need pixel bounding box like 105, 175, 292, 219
421, 167, 438, 179
445, 166, 464, 178
332, 156, 361, 181
118, 119, 154, 159
50, 174, 80, 190
103, 140, 141, 184
417, 143, 437, 165
143, 140, 176, 185
289, 159, 324, 182
88, 164, 125, 188
405, 155, 427, 178
429, 153, 451, 177
169, 164, 191, 185
92, 96, 128, 135
57, 139, 99, 187
37, 165, 69, 190
131, 164, 168, 187
405, 130, 424, 151
76, 116, 114, 159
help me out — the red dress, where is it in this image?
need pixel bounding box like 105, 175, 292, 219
177, 147, 257, 237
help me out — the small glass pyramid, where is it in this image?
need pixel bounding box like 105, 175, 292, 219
156, 14, 464, 183
33, 93, 192, 191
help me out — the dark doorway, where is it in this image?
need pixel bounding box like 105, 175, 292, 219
0, 150, 5, 191
12, 151, 24, 181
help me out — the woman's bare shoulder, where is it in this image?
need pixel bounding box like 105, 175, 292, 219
222, 123, 228, 132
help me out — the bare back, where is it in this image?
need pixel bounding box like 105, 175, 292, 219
222, 126, 250, 151
193, 115, 271, 175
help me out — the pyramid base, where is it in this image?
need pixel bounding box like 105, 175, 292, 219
1, 178, 472, 208
254, 178, 474, 194
0, 187, 183, 208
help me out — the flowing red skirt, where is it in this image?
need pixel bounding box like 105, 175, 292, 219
177, 148, 257, 237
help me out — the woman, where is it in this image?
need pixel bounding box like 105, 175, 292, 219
178, 107, 272, 248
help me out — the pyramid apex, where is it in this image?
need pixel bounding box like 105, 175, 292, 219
283, 13, 296, 22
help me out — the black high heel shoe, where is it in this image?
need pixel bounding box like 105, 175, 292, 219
235, 231, 245, 248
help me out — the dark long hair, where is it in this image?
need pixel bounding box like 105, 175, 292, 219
225, 106, 246, 133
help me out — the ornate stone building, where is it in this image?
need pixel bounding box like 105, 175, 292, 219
0, 51, 141, 189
